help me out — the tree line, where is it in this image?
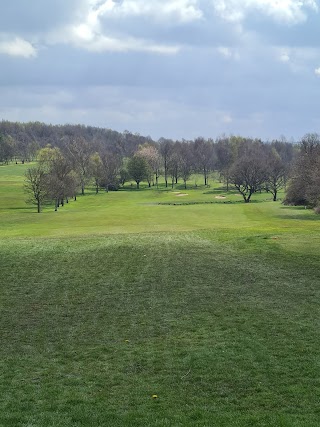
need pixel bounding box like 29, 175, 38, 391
0, 121, 319, 212
0, 120, 153, 162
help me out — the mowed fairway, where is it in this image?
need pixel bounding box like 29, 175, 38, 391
1, 163, 320, 427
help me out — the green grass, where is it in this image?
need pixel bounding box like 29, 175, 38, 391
0, 163, 320, 426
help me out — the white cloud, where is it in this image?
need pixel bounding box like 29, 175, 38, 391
45, 0, 183, 54
217, 46, 232, 57
217, 46, 239, 60
221, 113, 232, 123
73, 23, 96, 42
0, 36, 37, 58
76, 33, 181, 54
65, 21, 181, 54
17, 0, 319, 58
273, 46, 320, 74
101, 0, 203, 23
315, 67, 320, 75
279, 51, 290, 62
276, 46, 320, 64
213, 0, 318, 24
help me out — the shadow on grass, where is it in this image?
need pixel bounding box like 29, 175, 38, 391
155, 200, 266, 206
120, 183, 211, 192
0, 206, 34, 211
203, 189, 238, 195
278, 205, 320, 219
277, 214, 320, 221
279, 205, 310, 210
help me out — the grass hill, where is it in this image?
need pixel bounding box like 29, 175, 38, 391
0, 163, 319, 426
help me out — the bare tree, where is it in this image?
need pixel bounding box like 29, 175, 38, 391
159, 138, 174, 188
65, 136, 92, 195
24, 166, 48, 213
38, 145, 78, 209
0, 134, 15, 164
284, 133, 320, 206
179, 142, 194, 189
193, 137, 214, 186
89, 152, 104, 194
47, 151, 77, 210
230, 148, 268, 203
100, 150, 121, 191
168, 143, 182, 188
265, 150, 286, 201
215, 137, 234, 191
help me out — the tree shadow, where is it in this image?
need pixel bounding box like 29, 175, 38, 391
279, 205, 309, 210
277, 214, 320, 221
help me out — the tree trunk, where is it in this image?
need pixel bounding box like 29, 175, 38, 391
137, 181, 140, 189
164, 160, 168, 187
37, 199, 41, 213
245, 191, 253, 203
273, 191, 277, 202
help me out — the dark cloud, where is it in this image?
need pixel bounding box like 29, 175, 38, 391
0, 0, 87, 33
99, 12, 240, 48
0, 0, 319, 140
0, 45, 235, 88
244, 11, 320, 47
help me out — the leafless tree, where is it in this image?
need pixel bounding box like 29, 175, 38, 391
193, 137, 214, 186
24, 166, 49, 213
285, 133, 320, 207
65, 136, 93, 195
159, 138, 174, 188
264, 150, 287, 201
230, 147, 268, 203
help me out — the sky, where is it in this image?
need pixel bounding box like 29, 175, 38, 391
1, 0, 320, 141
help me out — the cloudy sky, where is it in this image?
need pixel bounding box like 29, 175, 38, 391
1, 0, 320, 140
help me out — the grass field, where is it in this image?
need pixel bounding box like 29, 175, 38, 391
1, 163, 320, 426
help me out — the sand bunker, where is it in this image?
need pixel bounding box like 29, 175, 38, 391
215, 195, 226, 199
176, 193, 188, 197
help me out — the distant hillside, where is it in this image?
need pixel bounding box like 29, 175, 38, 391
0, 120, 155, 160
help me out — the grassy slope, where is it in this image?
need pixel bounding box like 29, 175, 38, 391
0, 164, 320, 426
